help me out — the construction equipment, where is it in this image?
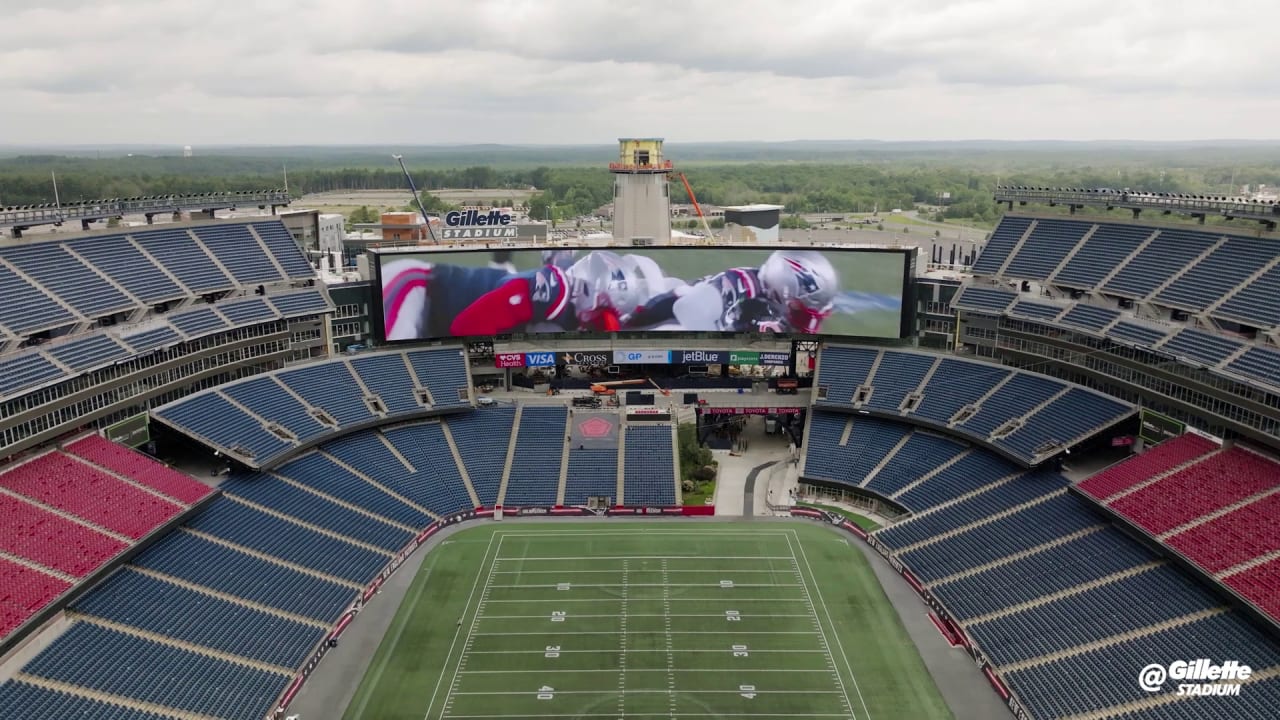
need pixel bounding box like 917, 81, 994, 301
392, 154, 439, 244
648, 378, 671, 397
589, 379, 647, 396
679, 173, 716, 240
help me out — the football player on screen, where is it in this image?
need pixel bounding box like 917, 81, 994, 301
625, 250, 839, 334
381, 250, 670, 340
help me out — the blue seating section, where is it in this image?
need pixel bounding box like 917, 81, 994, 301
443, 407, 514, 506
1217, 263, 1280, 329
156, 392, 292, 461
1002, 388, 1130, 458
825, 416, 912, 485
624, 425, 677, 505
279, 362, 373, 426
130, 227, 234, 294
219, 473, 411, 551
1003, 613, 1280, 720
0, 680, 175, 720
865, 352, 934, 412
1156, 237, 1273, 312
132, 531, 353, 622
1009, 300, 1062, 321
1227, 346, 1280, 386
816, 346, 878, 404
0, 263, 73, 333
191, 225, 282, 283
895, 490, 1093, 582
270, 289, 330, 316
222, 377, 327, 441
802, 412, 853, 483
275, 450, 436, 526
895, 450, 1022, 511
73, 569, 325, 668
168, 306, 228, 336
863, 432, 967, 498
967, 565, 1221, 667
971, 215, 1031, 275
1003, 219, 1092, 280
67, 234, 184, 303
961, 374, 1064, 437
565, 447, 618, 505
0, 243, 133, 318
1109, 676, 1280, 720
218, 297, 276, 326
1054, 223, 1152, 289
21, 622, 288, 720
185, 499, 387, 584
0, 352, 63, 397
251, 221, 316, 279
45, 333, 130, 371
1058, 304, 1119, 332
1161, 328, 1244, 366
952, 285, 1017, 314
1107, 321, 1169, 347
914, 359, 1010, 425
877, 470, 1065, 550
407, 348, 470, 407
931, 528, 1156, 620
504, 407, 568, 506
120, 325, 180, 353
377, 423, 475, 514
1103, 228, 1218, 298
352, 354, 422, 414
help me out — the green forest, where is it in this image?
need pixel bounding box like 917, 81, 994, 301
4, 142, 1279, 225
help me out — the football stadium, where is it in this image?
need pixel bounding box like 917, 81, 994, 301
0, 140, 1279, 720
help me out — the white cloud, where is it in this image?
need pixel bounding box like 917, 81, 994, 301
2, 0, 1278, 144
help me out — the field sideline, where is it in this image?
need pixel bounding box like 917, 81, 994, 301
341, 522, 953, 719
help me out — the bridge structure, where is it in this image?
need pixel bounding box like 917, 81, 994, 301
1, 189, 293, 237
994, 186, 1280, 231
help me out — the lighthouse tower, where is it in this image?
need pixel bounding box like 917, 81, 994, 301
610, 138, 672, 245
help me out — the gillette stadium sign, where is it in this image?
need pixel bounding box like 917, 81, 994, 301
442, 210, 518, 240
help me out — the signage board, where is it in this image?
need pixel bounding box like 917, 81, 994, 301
561, 351, 611, 365
675, 350, 727, 364
104, 412, 150, 448
495, 352, 526, 368
612, 349, 671, 364
524, 351, 557, 367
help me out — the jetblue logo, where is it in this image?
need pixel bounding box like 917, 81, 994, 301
445, 210, 512, 227
678, 350, 725, 363
524, 352, 556, 366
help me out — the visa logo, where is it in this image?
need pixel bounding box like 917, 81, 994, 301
524, 352, 556, 366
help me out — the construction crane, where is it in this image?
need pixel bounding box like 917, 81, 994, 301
391, 154, 439, 244
648, 378, 671, 397
678, 173, 716, 240
589, 379, 648, 396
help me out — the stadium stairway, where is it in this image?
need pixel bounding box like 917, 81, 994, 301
496, 405, 523, 507
5, 675, 221, 720
885, 448, 974, 501
961, 561, 1166, 625
994, 218, 1038, 277
435, 423, 482, 508
0, 485, 133, 546
555, 420, 572, 506
1157, 483, 1280, 540
179, 528, 362, 590
124, 565, 329, 628
217, 496, 394, 559
265, 472, 420, 534
949, 372, 1015, 426
670, 422, 682, 503
925, 525, 1106, 586
893, 486, 1067, 554
616, 414, 627, 505
313, 449, 443, 522
65, 613, 295, 677
861, 431, 916, 487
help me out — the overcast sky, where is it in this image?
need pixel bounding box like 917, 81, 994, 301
4, 0, 1278, 145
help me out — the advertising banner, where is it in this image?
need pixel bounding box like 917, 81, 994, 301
759, 351, 791, 366
524, 351, 557, 367
613, 349, 671, 364
701, 407, 805, 415
1139, 408, 1185, 445
675, 350, 727, 364
561, 351, 611, 365
376, 246, 907, 342
495, 353, 526, 368
726, 350, 791, 366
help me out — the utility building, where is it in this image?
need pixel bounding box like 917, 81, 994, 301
611, 138, 672, 245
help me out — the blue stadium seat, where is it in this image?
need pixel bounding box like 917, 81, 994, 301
1103, 228, 1218, 298
0, 263, 74, 334
0, 680, 175, 720
219, 473, 411, 551
815, 346, 879, 405
1054, 223, 1152, 289
191, 225, 282, 284
564, 446, 618, 505
913, 359, 1011, 425
971, 216, 1032, 275
156, 392, 294, 461
222, 377, 328, 441
351, 354, 422, 414
167, 306, 228, 337
865, 351, 934, 412
278, 362, 374, 427
130, 227, 235, 294
444, 408, 514, 507
952, 285, 1018, 314
375, 424, 476, 514
45, 333, 131, 372
505, 407, 568, 506
1059, 304, 1120, 333
1009, 299, 1063, 322
67, 233, 185, 303
1156, 237, 1274, 313
624, 425, 677, 506
405, 348, 470, 407
1003, 219, 1093, 281
270, 290, 330, 316
0, 243, 133, 318
250, 221, 316, 280
218, 297, 277, 326
275, 450, 436, 526
120, 325, 181, 353
0, 352, 63, 397
1161, 328, 1244, 366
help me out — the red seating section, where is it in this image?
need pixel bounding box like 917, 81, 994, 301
0, 557, 71, 637
0, 435, 214, 642
0, 453, 184, 539
66, 435, 212, 504
1109, 447, 1279, 534
0, 494, 126, 577
1081, 441, 1280, 625
1076, 434, 1217, 500
1223, 559, 1280, 620
1166, 493, 1280, 573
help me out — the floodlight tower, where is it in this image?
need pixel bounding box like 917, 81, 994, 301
610, 138, 672, 245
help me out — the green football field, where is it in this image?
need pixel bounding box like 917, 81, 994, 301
342, 522, 953, 720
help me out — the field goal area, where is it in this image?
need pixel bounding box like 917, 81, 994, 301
424, 528, 869, 719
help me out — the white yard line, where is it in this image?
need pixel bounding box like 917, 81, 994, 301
785, 531, 859, 720
459, 667, 833, 674
488, 568, 791, 574
494, 555, 798, 560
617, 558, 629, 718
662, 558, 677, 717
788, 529, 872, 720
422, 532, 499, 720
472, 630, 820, 636
434, 533, 506, 720
477, 613, 814, 619
480, 597, 811, 603
489, 582, 800, 588
441, 713, 854, 719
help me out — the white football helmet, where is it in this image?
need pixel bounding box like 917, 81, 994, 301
757, 250, 838, 333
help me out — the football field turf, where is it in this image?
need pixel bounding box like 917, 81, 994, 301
342, 522, 953, 720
